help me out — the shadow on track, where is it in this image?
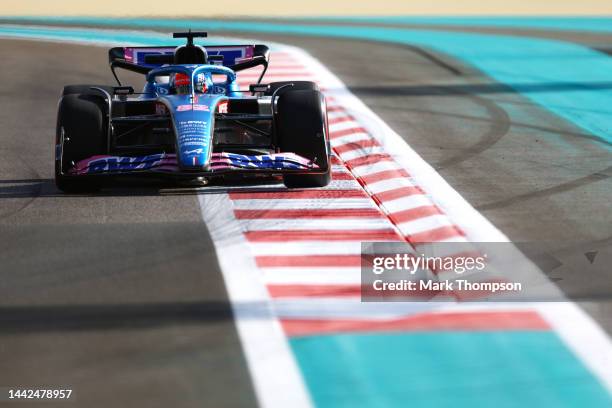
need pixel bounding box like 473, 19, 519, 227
0, 177, 297, 199
0, 301, 257, 334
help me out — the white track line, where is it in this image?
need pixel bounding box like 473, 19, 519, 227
198, 192, 312, 408
383, 195, 435, 212
366, 178, 418, 194
330, 132, 372, 146
396, 214, 454, 234
261, 267, 362, 285
250, 241, 364, 256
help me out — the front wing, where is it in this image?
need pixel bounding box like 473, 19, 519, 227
66, 152, 322, 178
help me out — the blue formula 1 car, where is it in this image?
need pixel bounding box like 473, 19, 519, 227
55, 30, 331, 192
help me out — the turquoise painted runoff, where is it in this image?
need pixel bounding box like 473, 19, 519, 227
303, 16, 612, 34
291, 331, 612, 408
6, 16, 612, 33
4, 17, 612, 146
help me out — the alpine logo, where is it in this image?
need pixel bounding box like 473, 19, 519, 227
185, 148, 204, 154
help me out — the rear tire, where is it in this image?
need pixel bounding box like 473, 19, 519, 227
55, 93, 107, 193
276, 89, 331, 188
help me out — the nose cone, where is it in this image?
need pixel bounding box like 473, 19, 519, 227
176, 116, 211, 170
163, 92, 227, 171
169, 97, 213, 170
180, 146, 208, 170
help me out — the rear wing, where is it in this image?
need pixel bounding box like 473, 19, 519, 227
108, 44, 270, 85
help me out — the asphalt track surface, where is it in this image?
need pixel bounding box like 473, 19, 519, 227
0, 41, 257, 407
0, 24, 611, 406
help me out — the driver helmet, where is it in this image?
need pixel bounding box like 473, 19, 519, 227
171, 72, 191, 94
195, 73, 212, 94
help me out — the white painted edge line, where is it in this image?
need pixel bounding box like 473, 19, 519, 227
383, 195, 436, 213
198, 193, 313, 408
539, 303, 612, 392
262, 266, 362, 285
251, 241, 363, 256
366, 178, 417, 194
330, 132, 372, 146
350, 160, 404, 177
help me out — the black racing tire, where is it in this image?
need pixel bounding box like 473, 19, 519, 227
62, 84, 114, 97
276, 89, 331, 188
264, 81, 319, 96
55, 94, 107, 193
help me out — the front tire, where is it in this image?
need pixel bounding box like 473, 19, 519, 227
62, 84, 114, 97
265, 81, 318, 96
276, 89, 331, 188
55, 93, 107, 193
